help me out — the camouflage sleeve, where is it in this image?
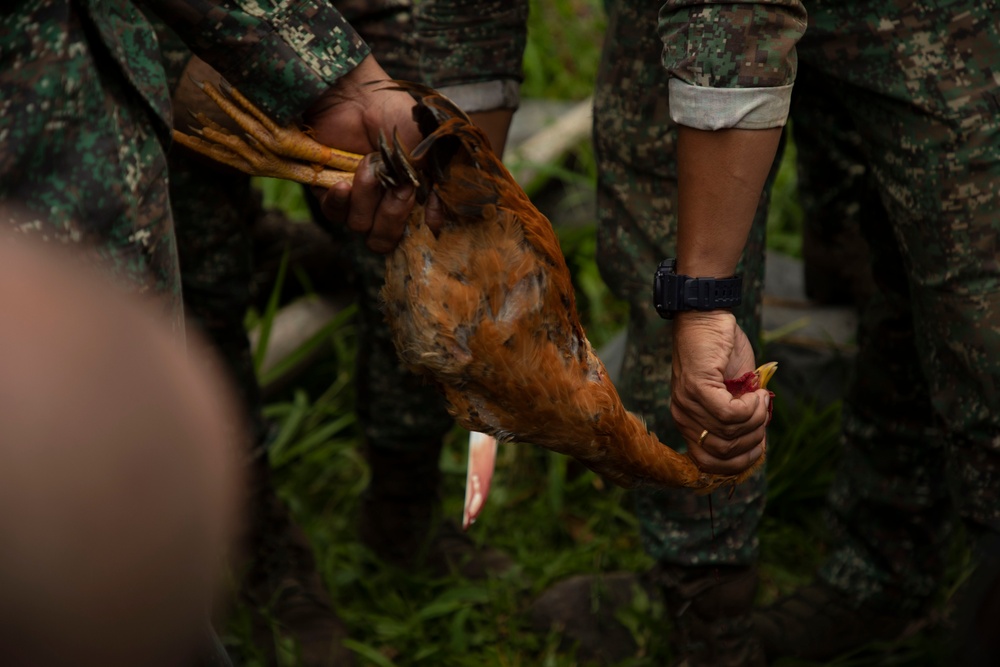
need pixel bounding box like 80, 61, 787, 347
414, 0, 529, 112
657, 1, 807, 130
143, 0, 371, 124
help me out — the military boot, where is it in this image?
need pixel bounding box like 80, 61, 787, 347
656, 564, 765, 667
241, 455, 354, 666
359, 440, 513, 579
528, 564, 764, 666
753, 581, 920, 662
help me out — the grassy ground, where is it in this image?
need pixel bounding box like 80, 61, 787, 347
233, 2, 958, 664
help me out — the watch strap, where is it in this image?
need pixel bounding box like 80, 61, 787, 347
678, 274, 743, 311
654, 259, 743, 319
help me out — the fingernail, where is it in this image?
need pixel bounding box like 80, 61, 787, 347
392, 185, 414, 201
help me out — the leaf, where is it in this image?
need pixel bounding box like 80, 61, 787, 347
252, 247, 289, 375
342, 639, 398, 667
266, 389, 308, 464
270, 413, 356, 468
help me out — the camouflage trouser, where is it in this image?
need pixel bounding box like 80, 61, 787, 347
1, 4, 181, 331
798, 1, 1000, 614
594, 0, 771, 568
335, 1, 454, 453
161, 0, 453, 453
598, 0, 1000, 612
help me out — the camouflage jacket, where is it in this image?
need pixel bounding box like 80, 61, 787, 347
2, 0, 370, 137
658, 0, 808, 130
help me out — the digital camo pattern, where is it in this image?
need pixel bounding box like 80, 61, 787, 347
145, 0, 370, 124
658, 0, 807, 89
413, 0, 528, 88
337, 0, 419, 82
0, 1, 181, 328
595, 0, 772, 567
793, 0, 1000, 613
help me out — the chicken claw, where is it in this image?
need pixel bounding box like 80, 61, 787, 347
173, 80, 361, 188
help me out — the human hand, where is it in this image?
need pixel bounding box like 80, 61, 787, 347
307, 56, 429, 253
670, 310, 771, 475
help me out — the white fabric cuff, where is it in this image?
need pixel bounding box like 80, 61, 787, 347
668, 79, 793, 130
437, 79, 521, 114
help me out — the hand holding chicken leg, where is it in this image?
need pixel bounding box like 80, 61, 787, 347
671, 310, 773, 477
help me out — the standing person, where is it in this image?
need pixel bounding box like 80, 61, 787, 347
529, 2, 772, 663
327, 0, 527, 578
531, 0, 997, 665
1, 0, 423, 663
658, 0, 1000, 663
151, 0, 527, 659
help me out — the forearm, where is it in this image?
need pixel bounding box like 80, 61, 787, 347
659, 1, 803, 275
676, 126, 782, 278
468, 110, 514, 156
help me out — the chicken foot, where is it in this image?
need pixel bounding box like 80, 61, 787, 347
173, 80, 360, 188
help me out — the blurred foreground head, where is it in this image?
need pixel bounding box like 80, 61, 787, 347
0, 238, 244, 666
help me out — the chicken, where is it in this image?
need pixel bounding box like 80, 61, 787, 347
173, 81, 775, 498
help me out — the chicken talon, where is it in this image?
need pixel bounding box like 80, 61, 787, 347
184, 111, 231, 138
377, 130, 393, 163
391, 129, 420, 187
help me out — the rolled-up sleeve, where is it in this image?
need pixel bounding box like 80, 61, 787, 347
658, 1, 807, 130
414, 0, 528, 112
144, 0, 371, 124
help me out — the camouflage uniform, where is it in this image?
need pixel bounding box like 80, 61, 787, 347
657, 0, 1000, 614
0, 0, 370, 337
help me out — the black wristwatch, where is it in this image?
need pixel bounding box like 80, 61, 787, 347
653, 259, 743, 320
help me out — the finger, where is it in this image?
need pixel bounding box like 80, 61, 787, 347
319, 180, 351, 226
345, 154, 382, 236
695, 420, 767, 462
688, 442, 765, 476
367, 184, 415, 253
424, 190, 445, 235
673, 386, 767, 441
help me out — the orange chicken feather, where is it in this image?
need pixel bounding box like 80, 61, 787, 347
173, 81, 774, 494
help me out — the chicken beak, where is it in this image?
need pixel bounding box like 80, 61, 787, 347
462, 431, 498, 530
755, 361, 778, 390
